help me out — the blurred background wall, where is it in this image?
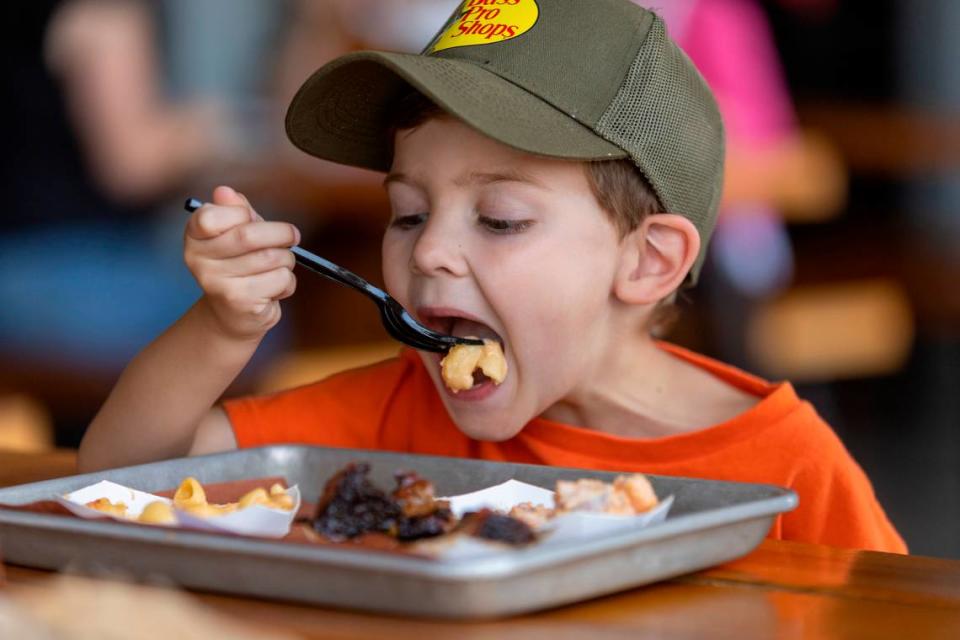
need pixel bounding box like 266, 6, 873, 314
0, 0, 957, 558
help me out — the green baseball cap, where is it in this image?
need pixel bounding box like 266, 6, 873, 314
286, 0, 724, 282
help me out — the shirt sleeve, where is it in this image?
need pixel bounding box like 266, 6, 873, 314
785, 435, 907, 554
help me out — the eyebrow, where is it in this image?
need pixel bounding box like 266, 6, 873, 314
382, 169, 545, 190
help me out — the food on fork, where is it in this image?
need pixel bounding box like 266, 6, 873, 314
440, 338, 508, 392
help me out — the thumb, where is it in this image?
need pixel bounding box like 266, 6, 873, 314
212, 185, 261, 221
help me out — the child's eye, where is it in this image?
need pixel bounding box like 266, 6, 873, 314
478, 215, 534, 235
389, 213, 426, 230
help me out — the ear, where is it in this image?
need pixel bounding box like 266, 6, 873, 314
614, 214, 701, 305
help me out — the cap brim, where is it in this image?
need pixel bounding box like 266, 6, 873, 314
286, 51, 627, 172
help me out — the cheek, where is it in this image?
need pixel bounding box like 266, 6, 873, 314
381, 234, 410, 298
511, 283, 608, 361
485, 235, 616, 371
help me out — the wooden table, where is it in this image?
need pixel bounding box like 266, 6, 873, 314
2, 450, 959, 639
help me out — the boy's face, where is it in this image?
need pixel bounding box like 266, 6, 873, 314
383, 117, 626, 441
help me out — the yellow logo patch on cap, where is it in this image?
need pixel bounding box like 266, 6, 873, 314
429, 0, 539, 53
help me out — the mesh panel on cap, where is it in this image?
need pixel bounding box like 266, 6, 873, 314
595, 18, 724, 280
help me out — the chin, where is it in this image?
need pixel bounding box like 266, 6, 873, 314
448, 413, 526, 442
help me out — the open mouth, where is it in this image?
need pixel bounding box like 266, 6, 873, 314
418, 309, 507, 393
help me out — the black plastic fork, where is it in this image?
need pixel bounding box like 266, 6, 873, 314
185, 199, 482, 353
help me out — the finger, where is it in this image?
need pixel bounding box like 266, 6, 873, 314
198, 221, 301, 259
277, 270, 298, 300
235, 267, 297, 303
209, 247, 296, 278
212, 185, 250, 211
214, 186, 262, 222
234, 190, 264, 222
212, 185, 258, 223
186, 204, 255, 240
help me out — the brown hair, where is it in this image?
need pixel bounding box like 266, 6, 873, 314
388, 90, 678, 333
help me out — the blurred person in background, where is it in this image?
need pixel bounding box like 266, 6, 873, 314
0, 0, 297, 444
635, 0, 846, 367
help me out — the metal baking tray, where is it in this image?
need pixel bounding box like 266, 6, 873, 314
0, 445, 797, 618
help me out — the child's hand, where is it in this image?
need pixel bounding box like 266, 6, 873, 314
184, 186, 300, 340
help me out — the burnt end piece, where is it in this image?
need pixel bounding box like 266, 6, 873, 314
393, 470, 441, 518
392, 470, 456, 541
458, 509, 537, 546
395, 506, 456, 541
313, 463, 401, 540
313, 464, 456, 542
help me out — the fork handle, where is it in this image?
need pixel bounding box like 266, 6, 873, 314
289, 246, 388, 303
184, 198, 388, 304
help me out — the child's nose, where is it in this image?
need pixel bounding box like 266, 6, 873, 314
410, 217, 469, 278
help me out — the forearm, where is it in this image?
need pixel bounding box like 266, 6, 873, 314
79, 297, 262, 471
46, 0, 221, 202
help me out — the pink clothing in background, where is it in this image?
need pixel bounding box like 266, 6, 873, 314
639, 0, 798, 296
646, 0, 796, 147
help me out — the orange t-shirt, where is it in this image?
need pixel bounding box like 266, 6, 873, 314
224, 343, 906, 553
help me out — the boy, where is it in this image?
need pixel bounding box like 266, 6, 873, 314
79, 0, 905, 552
